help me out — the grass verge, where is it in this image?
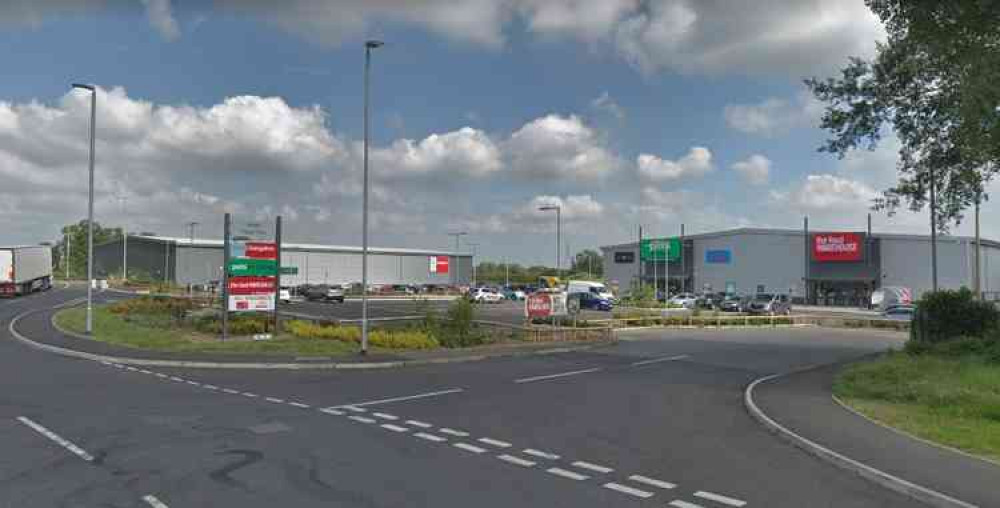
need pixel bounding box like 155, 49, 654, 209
55, 306, 359, 356
834, 352, 1000, 462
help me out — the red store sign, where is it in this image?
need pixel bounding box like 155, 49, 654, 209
245, 242, 277, 260
228, 276, 276, 295
813, 233, 863, 262
525, 293, 553, 318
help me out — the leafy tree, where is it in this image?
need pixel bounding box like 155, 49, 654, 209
52, 220, 123, 278
569, 249, 603, 279
806, 0, 1000, 228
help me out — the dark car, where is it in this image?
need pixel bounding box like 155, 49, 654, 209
697, 292, 727, 309
883, 304, 915, 321
747, 293, 792, 315
572, 291, 613, 311
305, 284, 345, 303
719, 295, 750, 312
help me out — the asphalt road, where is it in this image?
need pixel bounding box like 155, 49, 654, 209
281, 298, 612, 325
1, 287, 922, 507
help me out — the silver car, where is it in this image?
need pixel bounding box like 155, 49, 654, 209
747, 293, 792, 315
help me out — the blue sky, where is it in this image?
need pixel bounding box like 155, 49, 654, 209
2, 1, 995, 265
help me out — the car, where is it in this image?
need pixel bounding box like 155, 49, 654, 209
305, 284, 345, 303
572, 291, 613, 311
883, 304, 915, 321
747, 293, 792, 315
719, 295, 750, 312
279, 288, 292, 304
696, 292, 727, 310
669, 292, 699, 308
502, 288, 526, 301
469, 287, 503, 304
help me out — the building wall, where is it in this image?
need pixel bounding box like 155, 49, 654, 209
602, 245, 640, 294
174, 247, 224, 285
880, 237, 970, 298
692, 231, 806, 297
94, 237, 174, 281
984, 244, 1000, 297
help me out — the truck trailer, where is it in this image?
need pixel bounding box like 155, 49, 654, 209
0, 245, 53, 297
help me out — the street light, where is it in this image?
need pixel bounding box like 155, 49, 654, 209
72, 83, 96, 336
538, 204, 561, 278
361, 39, 383, 356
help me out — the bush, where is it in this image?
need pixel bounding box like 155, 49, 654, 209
437, 298, 485, 347
194, 314, 270, 335
284, 320, 438, 349
911, 289, 999, 344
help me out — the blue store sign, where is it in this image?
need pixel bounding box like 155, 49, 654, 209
705, 249, 732, 264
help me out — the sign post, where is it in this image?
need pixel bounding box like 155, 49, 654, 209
224, 218, 279, 339
222, 213, 230, 342
274, 216, 282, 335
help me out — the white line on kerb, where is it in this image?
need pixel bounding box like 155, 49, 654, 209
693, 491, 746, 507
405, 420, 432, 428
186, 381, 201, 386
288, 402, 311, 409
454, 443, 487, 454
628, 474, 676, 490
477, 437, 512, 448
415, 432, 446, 442
265, 397, 285, 403
603, 482, 654, 499
344, 406, 367, 412
349, 416, 376, 424
332, 388, 464, 408
546, 467, 589, 481
631, 354, 690, 367
373, 412, 398, 420
169, 377, 184, 382
139, 370, 152, 374
498, 454, 536, 467
571, 460, 613, 474
155, 373, 168, 378
381, 424, 409, 433
514, 368, 602, 384
142, 494, 169, 508
668, 501, 704, 508
203, 384, 218, 390
523, 448, 560, 460
16, 416, 94, 462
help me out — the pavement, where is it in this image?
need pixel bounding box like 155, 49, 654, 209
0, 287, 991, 507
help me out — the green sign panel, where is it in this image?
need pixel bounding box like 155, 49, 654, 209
280, 266, 298, 275
640, 237, 681, 261
227, 258, 277, 277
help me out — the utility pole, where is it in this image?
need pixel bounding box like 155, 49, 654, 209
974, 190, 982, 299
929, 166, 939, 292
65, 231, 70, 279
186, 221, 199, 294
468, 243, 479, 287
538, 204, 561, 278
360, 39, 384, 356
116, 193, 128, 281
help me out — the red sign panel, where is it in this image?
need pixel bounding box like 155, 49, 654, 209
430, 256, 449, 274
245, 242, 277, 260
813, 233, 863, 262
228, 276, 276, 295
525, 293, 553, 318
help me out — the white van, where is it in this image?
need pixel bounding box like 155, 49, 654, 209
566, 281, 615, 301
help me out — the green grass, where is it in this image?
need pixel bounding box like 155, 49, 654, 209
835, 352, 1000, 462
55, 306, 359, 356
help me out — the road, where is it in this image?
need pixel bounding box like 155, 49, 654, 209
1, 287, 921, 507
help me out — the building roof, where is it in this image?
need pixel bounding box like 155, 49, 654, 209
600, 227, 1000, 250
126, 235, 468, 257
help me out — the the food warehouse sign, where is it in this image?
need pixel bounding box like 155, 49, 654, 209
812, 233, 863, 262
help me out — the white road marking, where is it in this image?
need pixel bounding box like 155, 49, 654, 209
497, 454, 536, 467
242, 392, 258, 398
694, 491, 747, 507
454, 443, 487, 454
668, 501, 704, 508
546, 467, 589, 481
631, 354, 690, 367
523, 448, 560, 460
169, 377, 184, 382
438, 428, 469, 437
265, 397, 285, 404
113, 364, 124, 369
349, 416, 376, 424
100, 361, 112, 366
373, 412, 398, 420
344, 406, 367, 412
186, 381, 200, 386
16, 416, 94, 462
288, 402, 311, 409
125, 366, 138, 371
381, 424, 409, 433
514, 368, 602, 384
603, 482, 654, 498
414, 432, 447, 442
222, 388, 240, 394
203, 384, 218, 390
319, 407, 345, 416
139, 370, 152, 374
155, 373, 168, 378
628, 474, 676, 490
142, 494, 169, 508
477, 437, 512, 448
332, 388, 464, 408
571, 460, 613, 474
405, 420, 432, 428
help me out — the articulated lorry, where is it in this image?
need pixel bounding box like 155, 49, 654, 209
0, 245, 52, 297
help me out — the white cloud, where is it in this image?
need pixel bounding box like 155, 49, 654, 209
506, 114, 620, 179
517, 0, 637, 41
372, 127, 501, 177
772, 174, 878, 212
637, 146, 713, 182
590, 91, 625, 120
731, 154, 771, 185
724, 90, 824, 136
141, 0, 180, 41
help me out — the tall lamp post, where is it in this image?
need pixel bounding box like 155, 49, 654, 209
538, 204, 561, 278
72, 83, 96, 336
361, 39, 384, 356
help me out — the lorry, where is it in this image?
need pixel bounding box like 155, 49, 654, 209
0, 245, 53, 297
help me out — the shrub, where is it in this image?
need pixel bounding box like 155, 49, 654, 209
438, 298, 480, 347
284, 320, 438, 349
194, 314, 270, 335
911, 289, 999, 344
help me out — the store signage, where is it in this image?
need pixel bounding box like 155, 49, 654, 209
280, 266, 298, 275
227, 258, 277, 277
524, 292, 569, 318
228, 293, 275, 312
640, 238, 681, 262
705, 249, 731, 264
228, 276, 275, 295
429, 256, 449, 274
813, 233, 863, 262
245, 242, 277, 260
614, 252, 635, 264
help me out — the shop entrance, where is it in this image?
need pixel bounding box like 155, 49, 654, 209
809, 279, 875, 307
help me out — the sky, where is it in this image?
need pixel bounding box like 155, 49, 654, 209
1, 0, 997, 266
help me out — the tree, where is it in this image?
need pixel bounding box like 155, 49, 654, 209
806, 0, 1000, 229
569, 249, 603, 279
53, 220, 123, 278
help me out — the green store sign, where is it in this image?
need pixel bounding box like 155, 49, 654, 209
640, 237, 681, 262
227, 258, 277, 277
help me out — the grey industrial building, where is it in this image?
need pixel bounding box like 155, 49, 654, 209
602, 228, 1000, 306
94, 236, 473, 287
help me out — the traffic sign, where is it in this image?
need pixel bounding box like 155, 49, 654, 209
227, 258, 277, 277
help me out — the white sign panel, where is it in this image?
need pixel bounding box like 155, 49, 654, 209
228, 294, 275, 312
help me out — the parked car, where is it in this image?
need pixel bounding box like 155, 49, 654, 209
747, 293, 792, 315
696, 292, 727, 309
279, 288, 292, 304
571, 291, 613, 311
502, 288, 526, 301
468, 287, 503, 304
305, 284, 345, 303
719, 295, 750, 313
882, 304, 915, 321
669, 292, 699, 308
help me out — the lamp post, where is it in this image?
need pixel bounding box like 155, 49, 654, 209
72, 83, 96, 336
361, 39, 383, 356
538, 204, 561, 278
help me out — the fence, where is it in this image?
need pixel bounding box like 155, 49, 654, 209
596, 313, 910, 332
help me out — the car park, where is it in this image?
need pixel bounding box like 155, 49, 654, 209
305, 284, 345, 303
747, 293, 792, 315
468, 287, 503, 304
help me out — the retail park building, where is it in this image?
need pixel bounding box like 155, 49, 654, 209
602, 228, 1000, 306
94, 236, 473, 287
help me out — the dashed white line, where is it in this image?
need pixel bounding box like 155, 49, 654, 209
668, 501, 704, 508
628, 474, 677, 490
319, 407, 345, 416
186, 381, 201, 386
221, 388, 240, 394
142, 494, 169, 508
523, 448, 560, 460
439, 428, 469, 437
405, 420, 432, 428
331, 388, 464, 408
414, 432, 447, 442
571, 460, 613, 474
100, 361, 112, 366
349, 416, 376, 424
694, 491, 747, 507
169, 376, 184, 382
497, 454, 536, 467
203, 384, 218, 390
545, 467, 590, 481
138, 370, 152, 374
453, 443, 487, 454
603, 482, 654, 499
16, 416, 94, 462
113, 364, 124, 369
155, 373, 168, 378
373, 412, 398, 420
265, 397, 285, 404
288, 402, 311, 409
477, 437, 512, 448
514, 368, 602, 384
381, 424, 410, 433
344, 406, 367, 413
630, 354, 690, 367
242, 392, 258, 398
125, 366, 138, 372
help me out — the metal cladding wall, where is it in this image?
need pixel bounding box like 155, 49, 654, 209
602, 244, 641, 294
692, 230, 806, 297
94, 237, 174, 281
879, 236, 988, 298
